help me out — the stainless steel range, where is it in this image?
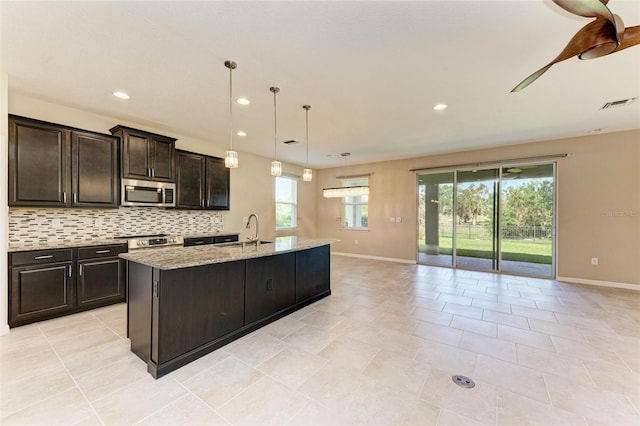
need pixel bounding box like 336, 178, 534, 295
117, 234, 184, 250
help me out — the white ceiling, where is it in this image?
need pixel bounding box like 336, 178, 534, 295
2, 0, 639, 168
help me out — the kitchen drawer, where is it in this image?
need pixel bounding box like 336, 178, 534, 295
78, 244, 127, 259
10, 249, 73, 267
214, 235, 238, 244
184, 237, 215, 247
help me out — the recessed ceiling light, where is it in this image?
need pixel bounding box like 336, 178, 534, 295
113, 91, 130, 100
236, 131, 247, 137
237, 98, 250, 105
433, 103, 448, 111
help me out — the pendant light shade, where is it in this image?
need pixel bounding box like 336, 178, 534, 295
271, 161, 282, 176
302, 105, 313, 182
322, 186, 370, 198
270, 86, 282, 177
322, 152, 370, 198
224, 60, 238, 169
303, 168, 313, 182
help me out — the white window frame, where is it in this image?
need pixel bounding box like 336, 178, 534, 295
342, 177, 369, 230
275, 176, 297, 230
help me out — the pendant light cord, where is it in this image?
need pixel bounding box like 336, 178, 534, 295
271, 87, 279, 161
305, 106, 309, 166
228, 65, 233, 151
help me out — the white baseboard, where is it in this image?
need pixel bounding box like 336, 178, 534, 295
0, 324, 10, 336
557, 276, 640, 291
332, 251, 416, 265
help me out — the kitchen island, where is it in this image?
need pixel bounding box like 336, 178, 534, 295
121, 237, 338, 378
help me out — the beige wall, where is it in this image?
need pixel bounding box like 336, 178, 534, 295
317, 130, 640, 286
7, 93, 318, 243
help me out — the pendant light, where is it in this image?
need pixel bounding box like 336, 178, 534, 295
322, 153, 370, 198
270, 86, 282, 177
302, 105, 313, 182
224, 60, 238, 168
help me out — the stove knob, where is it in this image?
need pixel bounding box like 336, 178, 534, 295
139, 241, 147, 246
168, 237, 176, 243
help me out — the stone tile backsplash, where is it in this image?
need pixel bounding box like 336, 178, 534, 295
8, 207, 224, 250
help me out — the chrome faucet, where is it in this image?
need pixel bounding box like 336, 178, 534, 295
245, 214, 259, 244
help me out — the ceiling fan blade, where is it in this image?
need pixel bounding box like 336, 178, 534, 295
552, 0, 622, 44
511, 18, 617, 92
511, 65, 553, 92
617, 26, 640, 51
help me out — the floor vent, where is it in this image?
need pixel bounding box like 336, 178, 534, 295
452, 375, 475, 388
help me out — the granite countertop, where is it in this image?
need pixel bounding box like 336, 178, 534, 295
120, 236, 340, 270
7, 231, 240, 253
8, 238, 129, 252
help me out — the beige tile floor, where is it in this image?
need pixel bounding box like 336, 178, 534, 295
1, 255, 639, 425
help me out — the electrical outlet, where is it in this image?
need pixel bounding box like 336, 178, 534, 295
355, 240, 358, 245
591, 257, 598, 265
396, 217, 402, 223
390, 217, 395, 223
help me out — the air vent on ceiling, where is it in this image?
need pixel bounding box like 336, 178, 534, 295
601, 97, 636, 109
282, 140, 299, 145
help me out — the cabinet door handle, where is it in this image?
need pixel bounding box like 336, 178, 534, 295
147, 167, 152, 177
73, 193, 77, 204
95, 249, 111, 254
151, 168, 155, 177
63, 192, 67, 203
79, 264, 83, 276
68, 265, 72, 278
194, 241, 204, 245
34, 255, 53, 260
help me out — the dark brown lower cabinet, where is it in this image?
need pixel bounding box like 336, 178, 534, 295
245, 253, 295, 324
77, 245, 126, 307
9, 244, 127, 327
155, 262, 245, 364
295, 245, 330, 303
127, 245, 331, 378
10, 260, 74, 327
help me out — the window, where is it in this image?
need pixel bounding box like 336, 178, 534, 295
275, 176, 297, 229
342, 178, 368, 229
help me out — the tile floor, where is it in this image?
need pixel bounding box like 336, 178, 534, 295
1, 255, 639, 425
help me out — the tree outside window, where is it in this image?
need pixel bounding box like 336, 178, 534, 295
276, 176, 297, 229
342, 178, 368, 229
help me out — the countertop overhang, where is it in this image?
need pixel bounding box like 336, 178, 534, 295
120, 237, 340, 270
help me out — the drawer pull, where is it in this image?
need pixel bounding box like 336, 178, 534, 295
68, 265, 72, 277
95, 249, 111, 254
34, 255, 54, 260
79, 264, 83, 276
194, 241, 205, 245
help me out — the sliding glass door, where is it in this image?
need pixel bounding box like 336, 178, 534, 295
455, 169, 499, 271
500, 164, 555, 276
417, 163, 556, 278
418, 172, 454, 266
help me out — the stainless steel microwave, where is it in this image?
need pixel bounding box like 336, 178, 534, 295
121, 178, 175, 207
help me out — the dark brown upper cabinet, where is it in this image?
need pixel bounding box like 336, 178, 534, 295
8, 115, 119, 208
175, 150, 205, 209
205, 156, 230, 210
71, 131, 119, 207
175, 150, 230, 210
110, 125, 176, 182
